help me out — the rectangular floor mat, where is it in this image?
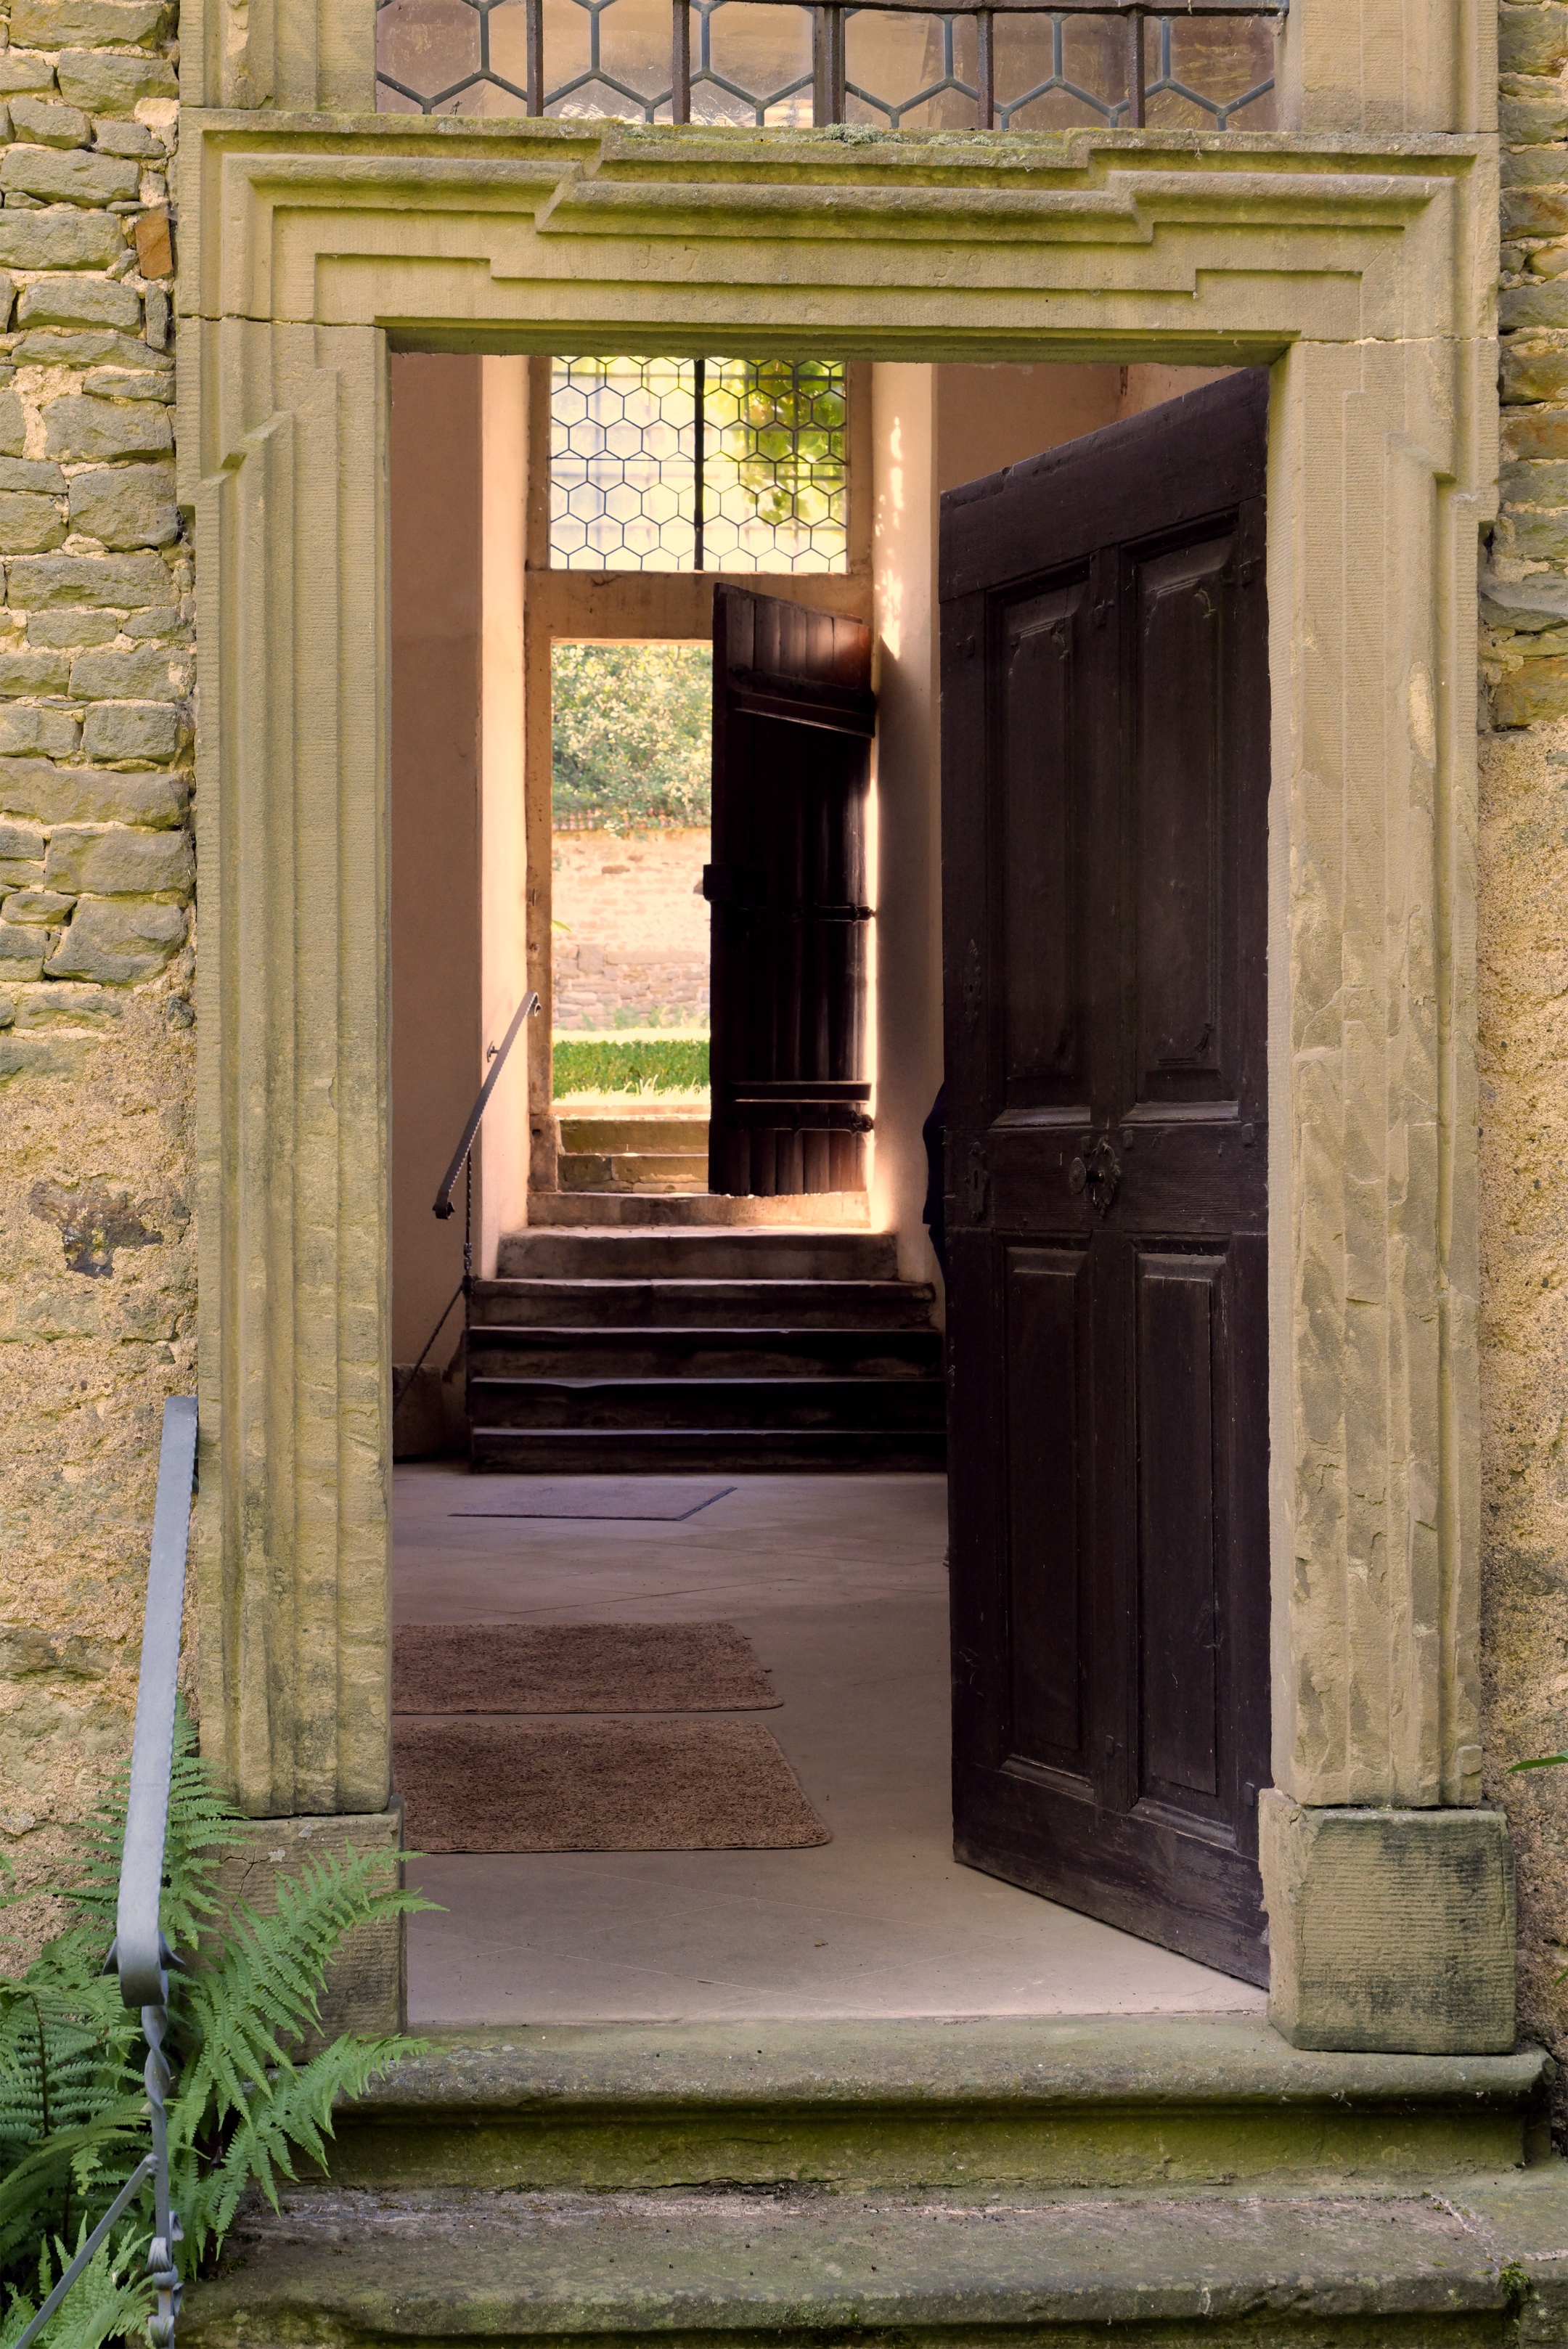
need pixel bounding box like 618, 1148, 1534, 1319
393, 1621, 779, 1715
451, 1482, 733, 1522
393, 1718, 830, 1852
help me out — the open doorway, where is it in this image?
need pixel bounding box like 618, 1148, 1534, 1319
388, 352, 1267, 2023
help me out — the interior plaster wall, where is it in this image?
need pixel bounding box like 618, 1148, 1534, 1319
388, 353, 482, 1370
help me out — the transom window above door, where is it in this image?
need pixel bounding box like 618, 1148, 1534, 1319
549, 356, 849, 575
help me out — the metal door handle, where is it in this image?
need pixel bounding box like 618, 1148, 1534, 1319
1069, 1133, 1121, 1215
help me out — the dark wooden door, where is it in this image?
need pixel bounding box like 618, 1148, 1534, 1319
705, 585, 875, 1197
941, 372, 1271, 1985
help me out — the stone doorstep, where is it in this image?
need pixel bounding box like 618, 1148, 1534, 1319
180, 2167, 1568, 2348
319, 2020, 1549, 2197
559, 1151, 710, 1193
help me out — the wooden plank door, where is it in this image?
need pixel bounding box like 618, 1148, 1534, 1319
941, 372, 1271, 1985
705, 585, 875, 1197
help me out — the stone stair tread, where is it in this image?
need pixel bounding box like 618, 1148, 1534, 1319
185, 2179, 1535, 2342
338, 2019, 1550, 2119
470, 1431, 946, 1469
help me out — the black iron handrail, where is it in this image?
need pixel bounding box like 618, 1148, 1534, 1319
394, 992, 542, 1421
16, 1396, 198, 2349
490, 0, 1285, 130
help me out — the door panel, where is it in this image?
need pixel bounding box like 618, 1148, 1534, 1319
706, 586, 875, 1198
1005, 1244, 1091, 1778
942, 372, 1271, 1985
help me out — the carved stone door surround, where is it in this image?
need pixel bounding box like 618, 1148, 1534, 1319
177, 0, 1505, 2041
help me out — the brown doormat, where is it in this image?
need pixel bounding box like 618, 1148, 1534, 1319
393, 1719, 831, 1852
392, 1622, 780, 1715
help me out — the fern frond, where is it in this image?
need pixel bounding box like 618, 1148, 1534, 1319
177, 2035, 409, 2263
0, 2214, 154, 2349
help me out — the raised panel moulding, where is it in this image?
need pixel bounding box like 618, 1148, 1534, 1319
181, 115, 1492, 1818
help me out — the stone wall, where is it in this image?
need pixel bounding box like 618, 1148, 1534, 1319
0, 0, 188, 1958
1481, 0, 1568, 2104
552, 825, 710, 1031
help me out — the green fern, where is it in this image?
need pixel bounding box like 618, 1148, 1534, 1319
0, 1704, 432, 2343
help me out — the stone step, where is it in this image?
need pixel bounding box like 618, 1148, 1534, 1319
558, 1114, 711, 1154
495, 1229, 900, 1281
559, 1151, 710, 1193
469, 1427, 947, 1471
526, 1191, 873, 1230
312, 2022, 1553, 2198
468, 1373, 947, 1434
470, 1278, 940, 1331
186, 2167, 1568, 2349
468, 1326, 944, 1378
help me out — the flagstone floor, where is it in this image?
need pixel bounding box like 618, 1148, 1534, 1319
394, 1466, 1266, 2026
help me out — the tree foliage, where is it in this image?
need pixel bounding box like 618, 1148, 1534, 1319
551, 643, 711, 831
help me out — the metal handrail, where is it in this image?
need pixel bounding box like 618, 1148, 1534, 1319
16, 1395, 197, 2349
494, 0, 1285, 129
394, 992, 542, 1421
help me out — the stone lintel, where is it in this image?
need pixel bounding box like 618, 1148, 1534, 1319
1259, 1791, 1516, 2054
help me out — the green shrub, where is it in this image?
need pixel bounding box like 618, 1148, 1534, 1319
552, 645, 711, 830
552, 1037, 710, 1096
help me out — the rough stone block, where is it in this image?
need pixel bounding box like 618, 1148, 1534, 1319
0, 708, 78, 759
17, 328, 164, 372
1501, 90, 1568, 142
70, 641, 181, 700
44, 821, 191, 896
1493, 653, 1568, 725
0, 493, 64, 555
44, 891, 183, 980
0, 920, 44, 976
1259, 1793, 1516, 2054
82, 362, 171, 401
0, 650, 71, 696
120, 608, 183, 643
211, 1807, 407, 2046
0, 820, 46, 862
12, 0, 170, 46
0, 208, 122, 271
7, 551, 172, 607
1497, 510, 1568, 560
92, 120, 155, 157
67, 462, 176, 550
9, 979, 121, 1025
1503, 459, 1568, 502
0, 147, 138, 207
41, 396, 171, 463
1480, 571, 1568, 631
0, 858, 45, 886
1503, 281, 1568, 331
30, 610, 118, 649
3, 888, 75, 923
1504, 410, 1568, 460
1503, 345, 1568, 404
0, 57, 60, 97
0, 756, 187, 827
1501, 1, 1568, 72
55, 51, 176, 110
81, 700, 178, 763
0, 460, 67, 496
134, 206, 171, 279
17, 274, 139, 331
1505, 186, 1568, 237
9, 97, 91, 148
0, 397, 25, 462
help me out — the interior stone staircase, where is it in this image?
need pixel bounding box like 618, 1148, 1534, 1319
184, 2017, 1568, 2349
467, 1226, 944, 1472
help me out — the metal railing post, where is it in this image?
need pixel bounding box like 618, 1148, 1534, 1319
1124, 6, 1146, 123
812, 4, 846, 123
976, 7, 995, 126
526, 0, 544, 115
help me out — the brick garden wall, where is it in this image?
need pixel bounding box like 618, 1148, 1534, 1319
0, 0, 189, 1953
1481, 0, 1568, 2110
552, 825, 710, 1032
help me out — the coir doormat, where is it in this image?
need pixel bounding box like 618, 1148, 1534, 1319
392, 1621, 779, 1715
393, 1718, 830, 1852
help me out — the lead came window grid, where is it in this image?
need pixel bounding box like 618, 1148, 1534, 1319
550, 355, 849, 574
